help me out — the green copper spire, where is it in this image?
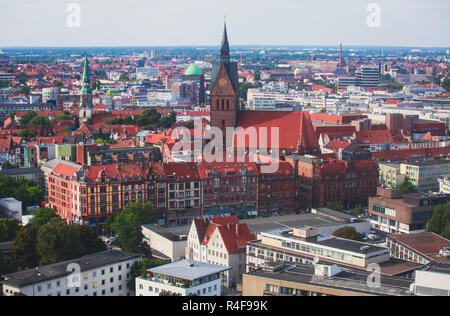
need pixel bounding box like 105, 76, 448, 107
82, 53, 90, 84
80, 52, 93, 109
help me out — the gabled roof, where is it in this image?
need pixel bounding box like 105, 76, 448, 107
200, 216, 256, 254
235, 111, 319, 150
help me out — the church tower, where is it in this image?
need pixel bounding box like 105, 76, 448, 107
79, 53, 93, 124
210, 22, 240, 131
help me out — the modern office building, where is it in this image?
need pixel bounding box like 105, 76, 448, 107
242, 261, 414, 296
379, 162, 405, 188
246, 226, 391, 272
1, 251, 141, 296
369, 187, 450, 234
356, 64, 380, 88
135, 259, 230, 296
400, 160, 450, 192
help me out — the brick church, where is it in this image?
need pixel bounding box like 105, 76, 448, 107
210, 23, 320, 156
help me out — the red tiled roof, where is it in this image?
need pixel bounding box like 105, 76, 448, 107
52, 162, 81, 179
201, 216, 256, 254
235, 111, 319, 150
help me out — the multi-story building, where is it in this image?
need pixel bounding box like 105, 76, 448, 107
378, 162, 405, 188
185, 216, 256, 287
246, 226, 391, 273
400, 160, 450, 192
356, 64, 380, 88
386, 232, 450, 265
151, 162, 202, 227
287, 154, 378, 210
135, 259, 230, 296
369, 187, 450, 234
1, 251, 141, 296
243, 261, 414, 296
47, 162, 152, 228
197, 160, 260, 219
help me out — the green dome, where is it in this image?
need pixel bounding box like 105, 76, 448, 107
184, 64, 202, 76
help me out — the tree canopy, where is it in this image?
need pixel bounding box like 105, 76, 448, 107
0, 218, 21, 242
332, 226, 364, 242
0, 175, 44, 212
104, 201, 157, 256
426, 202, 450, 239
395, 177, 416, 194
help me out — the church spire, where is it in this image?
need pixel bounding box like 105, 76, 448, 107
220, 20, 230, 63
82, 52, 90, 84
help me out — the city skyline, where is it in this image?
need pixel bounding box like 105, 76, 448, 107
1, 0, 450, 48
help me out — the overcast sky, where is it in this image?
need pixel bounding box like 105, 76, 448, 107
1, 0, 449, 47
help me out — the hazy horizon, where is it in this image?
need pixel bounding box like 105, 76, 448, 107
1, 0, 450, 48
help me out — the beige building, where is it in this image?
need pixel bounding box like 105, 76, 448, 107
141, 224, 187, 262
186, 216, 256, 288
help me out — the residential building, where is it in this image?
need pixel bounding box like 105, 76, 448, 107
186, 216, 256, 287
369, 187, 450, 234
1, 250, 141, 296
135, 259, 230, 296
0, 198, 22, 221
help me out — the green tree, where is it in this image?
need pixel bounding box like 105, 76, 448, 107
53, 80, 63, 88
18, 111, 38, 126
2, 161, 17, 169
426, 202, 450, 239
31, 207, 61, 230
326, 202, 343, 212
54, 111, 74, 121
442, 79, 450, 92
353, 206, 362, 216
37, 219, 81, 265
15, 86, 31, 95
119, 73, 130, 82
0, 218, 21, 242
13, 224, 40, 270
332, 226, 364, 242
105, 201, 157, 256
128, 257, 167, 290
395, 177, 416, 194
71, 225, 106, 255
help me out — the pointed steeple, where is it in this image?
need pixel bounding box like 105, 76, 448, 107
82, 52, 90, 84
220, 19, 230, 63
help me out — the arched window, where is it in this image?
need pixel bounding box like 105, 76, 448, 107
216, 99, 219, 110
222, 99, 224, 110
227, 99, 230, 110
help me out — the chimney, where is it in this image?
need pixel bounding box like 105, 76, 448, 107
235, 223, 240, 237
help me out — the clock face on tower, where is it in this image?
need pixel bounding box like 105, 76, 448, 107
219, 79, 227, 87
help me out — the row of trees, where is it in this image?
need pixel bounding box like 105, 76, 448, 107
0, 176, 44, 212
103, 109, 177, 130
6, 208, 106, 274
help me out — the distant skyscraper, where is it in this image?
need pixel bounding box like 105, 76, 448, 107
79, 54, 93, 124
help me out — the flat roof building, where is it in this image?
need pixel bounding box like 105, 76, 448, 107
369, 187, 450, 234
135, 259, 230, 296
1, 251, 141, 296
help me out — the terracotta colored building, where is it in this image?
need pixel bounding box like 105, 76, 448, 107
287, 154, 378, 210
